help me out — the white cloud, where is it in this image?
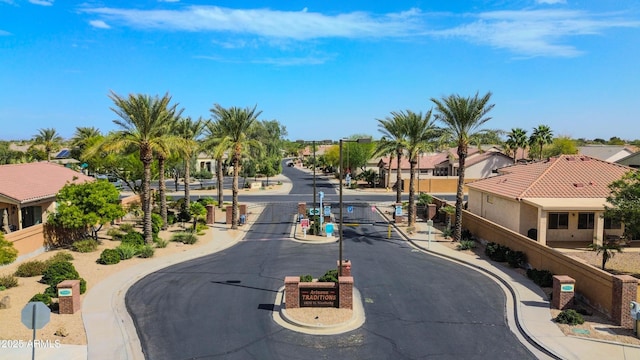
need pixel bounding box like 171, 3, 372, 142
0, 29, 10, 35
79, 6, 421, 40
29, 0, 53, 6
78, 5, 640, 58
434, 9, 640, 58
89, 20, 110, 29
536, 0, 566, 4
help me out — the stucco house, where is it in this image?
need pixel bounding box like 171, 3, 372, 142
466, 155, 633, 247
617, 151, 640, 169
0, 162, 94, 233
578, 145, 636, 163
378, 147, 513, 193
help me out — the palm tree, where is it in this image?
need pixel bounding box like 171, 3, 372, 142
32, 128, 64, 161
431, 92, 494, 242
174, 117, 206, 211
210, 104, 263, 229
203, 121, 227, 209
507, 128, 528, 161
375, 115, 407, 204
502, 138, 518, 163
588, 243, 622, 270
104, 91, 182, 244
401, 110, 439, 228
530, 125, 553, 160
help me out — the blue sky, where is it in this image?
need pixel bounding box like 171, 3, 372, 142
1, 0, 639, 142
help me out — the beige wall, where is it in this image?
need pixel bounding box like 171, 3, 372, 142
5, 224, 45, 258
465, 157, 513, 178
519, 202, 538, 236
468, 190, 520, 233
463, 210, 616, 316
407, 178, 474, 194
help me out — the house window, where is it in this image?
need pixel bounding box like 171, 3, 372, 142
486, 195, 493, 204
604, 218, 622, 230
548, 212, 568, 229
20, 206, 42, 228
578, 213, 595, 229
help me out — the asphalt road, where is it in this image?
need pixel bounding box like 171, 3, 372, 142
126, 199, 535, 359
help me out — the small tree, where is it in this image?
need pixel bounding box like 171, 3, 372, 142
48, 180, 126, 240
189, 202, 207, 231
588, 243, 622, 270
0, 233, 18, 265
605, 170, 640, 240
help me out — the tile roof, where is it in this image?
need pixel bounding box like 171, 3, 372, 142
0, 162, 94, 204
467, 155, 633, 200
578, 145, 636, 161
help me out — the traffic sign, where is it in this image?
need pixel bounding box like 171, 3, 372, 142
323, 205, 331, 216
347, 205, 353, 213
300, 219, 310, 228
21, 302, 50, 330
308, 208, 320, 216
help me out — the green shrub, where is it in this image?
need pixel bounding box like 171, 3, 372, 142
554, 309, 584, 325
137, 245, 155, 258
485, 242, 509, 262
121, 231, 144, 247
41, 261, 80, 287
0, 274, 18, 289
527, 268, 554, 287
15, 260, 49, 277
442, 228, 453, 239
47, 251, 74, 264
106, 228, 124, 240
506, 250, 527, 268
80, 278, 87, 294
0, 286, 5, 291
457, 240, 476, 251
98, 249, 121, 265
116, 243, 139, 260
154, 237, 169, 248
152, 213, 164, 235
171, 232, 198, 245
119, 223, 135, 233
43, 285, 57, 298
318, 269, 338, 283
300, 274, 313, 282
29, 293, 52, 306
167, 212, 176, 225
461, 229, 474, 241
0, 237, 18, 265
197, 197, 217, 206
71, 239, 99, 253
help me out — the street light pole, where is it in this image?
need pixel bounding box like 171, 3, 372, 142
312, 140, 317, 219
339, 139, 344, 276
338, 137, 371, 277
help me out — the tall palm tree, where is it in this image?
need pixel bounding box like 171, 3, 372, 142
203, 120, 227, 209
401, 110, 439, 228
431, 92, 494, 242
104, 91, 182, 244
530, 125, 553, 160
32, 128, 64, 161
210, 104, 263, 229
507, 128, 528, 161
375, 115, 407, 204
174, 117, 206, 211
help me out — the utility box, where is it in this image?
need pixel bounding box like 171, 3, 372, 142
631, 301, 640, 336
57, 280, 81, 314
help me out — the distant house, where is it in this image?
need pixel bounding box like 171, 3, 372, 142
0, 162, 94, 233
378, 146, 513, 193
466, 155, 633, 246
616, 151, 640, 169
578, 145, 636, 163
